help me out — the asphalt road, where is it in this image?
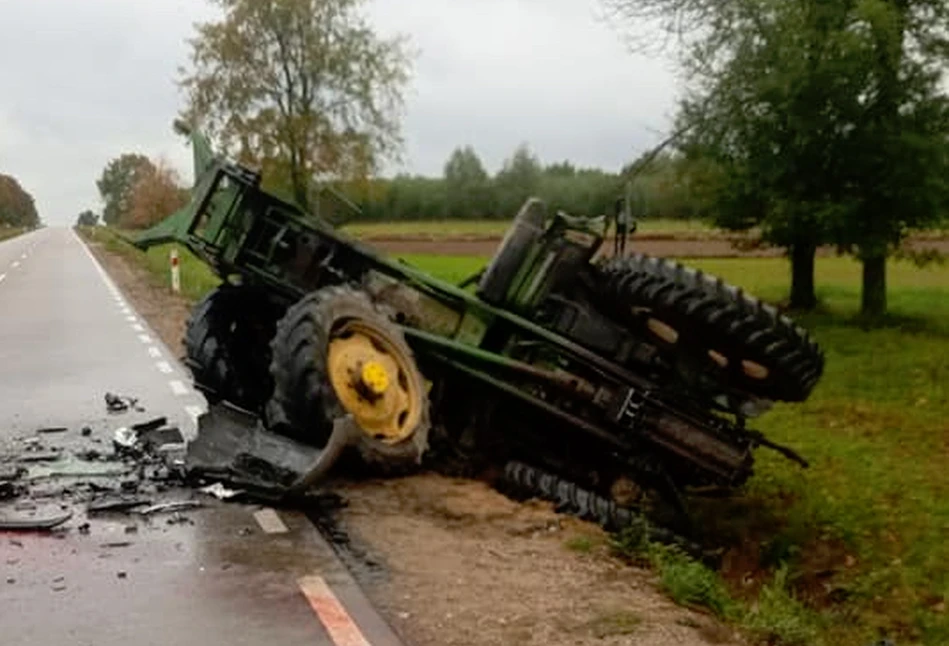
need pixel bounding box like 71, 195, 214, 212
0, 228, 401, 646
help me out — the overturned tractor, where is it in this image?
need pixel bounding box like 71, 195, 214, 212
134, 125, 823, 540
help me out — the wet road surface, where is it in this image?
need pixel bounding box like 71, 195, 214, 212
0, 228, 401, 646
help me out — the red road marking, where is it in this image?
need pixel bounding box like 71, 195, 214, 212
298, 575, 371, 646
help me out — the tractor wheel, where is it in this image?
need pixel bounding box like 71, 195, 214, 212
266, 285, 431, 472
594, 253, 824, 406
183, 283, 283, 411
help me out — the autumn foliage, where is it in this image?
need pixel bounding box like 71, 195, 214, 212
124, 159, 189, 230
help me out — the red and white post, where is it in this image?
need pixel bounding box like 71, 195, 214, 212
170, 247, 181, 293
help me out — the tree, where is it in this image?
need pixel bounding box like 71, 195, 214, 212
124, 159, 190, 230
0, 174, 39, 228
96, 154, 156, 226
606, 0, 949, 315
495, 144, 543, 217
76, 210, 99, 227
443, 146, 493, 219
177, 0, 413, 210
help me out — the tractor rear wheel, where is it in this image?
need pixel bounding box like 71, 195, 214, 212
183, 283, 283, 412
266, 285, 431, 472
594, 253, 824, 407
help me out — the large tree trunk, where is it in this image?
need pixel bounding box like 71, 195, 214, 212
861, 254, 887, 316
789, 242, 817, 310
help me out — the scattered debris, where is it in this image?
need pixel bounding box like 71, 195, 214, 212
81, 426, 92, 437
117, 571, 127, 579
36, 427, 68, 435
113, 427, 138, 453
199, 482, 243, 500
0, 511, 73, 531
87, 498, 152, 514
105, 392, 142, 414
137, 501, 203, 516
100, 541, 133, 549
132, 417, 167, 433
16, 452, 61, 464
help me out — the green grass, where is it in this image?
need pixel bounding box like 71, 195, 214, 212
342, 218, 715, 238
77, 226, 220, 301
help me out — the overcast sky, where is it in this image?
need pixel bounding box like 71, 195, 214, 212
0, 0, 681, 225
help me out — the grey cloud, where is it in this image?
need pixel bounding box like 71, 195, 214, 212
0, 0, 677, 225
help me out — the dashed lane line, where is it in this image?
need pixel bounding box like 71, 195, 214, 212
132, 323, 144, 332
147, 346, 162, 358
156, 361, 173, 374
138, 334, 153, 344
254, 509, 289, 534
0, 273, 5, 283
11, 261, 19, 268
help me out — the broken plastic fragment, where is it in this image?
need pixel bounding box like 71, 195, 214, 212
199, 482, 243, 500
0, 511, 73, 531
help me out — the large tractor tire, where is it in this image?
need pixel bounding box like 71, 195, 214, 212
594, 253, 824, 407
183, 283, 283, 412
266, 285, 431, 472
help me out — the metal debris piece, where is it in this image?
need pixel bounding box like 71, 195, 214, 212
136, 501, 203, 516
0, 511, 73, 531
113, 427, 138, 448
105, 393, 142, 414
36, 427, 68, 435
139, 427, 185, 453
17, 452, 61, 463
87, 498, 152, 514
199, 482, 243, 500
132, 417, 168, 433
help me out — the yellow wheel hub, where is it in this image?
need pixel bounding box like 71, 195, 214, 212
326, 321, 421, 444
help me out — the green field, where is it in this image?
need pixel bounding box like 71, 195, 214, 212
80, 225, 949, 644
341, 218, 716, 238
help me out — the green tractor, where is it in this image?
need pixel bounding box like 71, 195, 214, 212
135, 124, 823, 537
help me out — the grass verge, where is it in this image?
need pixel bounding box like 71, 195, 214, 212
0, 226, 28, 243
76, 226, 220, 301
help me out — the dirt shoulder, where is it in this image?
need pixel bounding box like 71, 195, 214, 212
80, 230, 743, 646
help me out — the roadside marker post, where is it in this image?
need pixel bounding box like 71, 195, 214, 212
170, 247, 181, 293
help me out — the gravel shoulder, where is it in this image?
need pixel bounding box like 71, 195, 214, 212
81, 232, 743, 646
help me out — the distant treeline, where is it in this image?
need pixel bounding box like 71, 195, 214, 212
341, 145, 705, 223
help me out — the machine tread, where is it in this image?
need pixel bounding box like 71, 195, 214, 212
595, 253, 824, 403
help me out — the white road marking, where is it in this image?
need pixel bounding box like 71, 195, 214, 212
11, 261, 19, 268
0, 274, 5, 283
156, 361, 173, 374
126, 316, 137, 322
169, 380, 188, 396
132, 323, 144, 332
147, 346, 162, 358
20, 253, 26, 259
138, 334, 153, 344
254, 509, 289, 534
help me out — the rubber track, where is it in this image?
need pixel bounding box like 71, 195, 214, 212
595, 253, 824, 402
500, 461, 715, 564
